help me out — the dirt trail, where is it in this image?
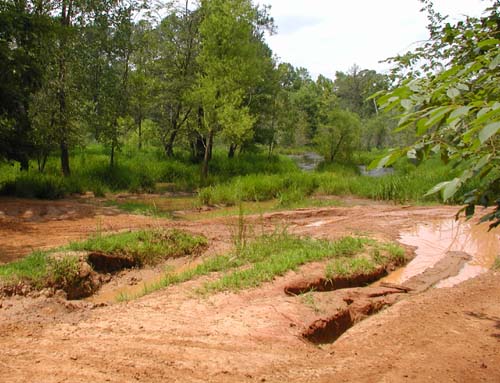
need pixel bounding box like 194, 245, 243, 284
0, 196, 499, 382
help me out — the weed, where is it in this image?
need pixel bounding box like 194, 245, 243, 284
300, 292, 321, 313
46, 255, 81, 287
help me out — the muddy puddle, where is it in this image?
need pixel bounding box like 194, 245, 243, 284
383, 219, 500, 288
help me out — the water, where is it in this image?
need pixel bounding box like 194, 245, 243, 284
358, 165, 395, 177
288, 152, 324, 172
383, 219, 500, 288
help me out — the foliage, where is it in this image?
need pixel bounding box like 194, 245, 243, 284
373, 1, 500, 227
314, 109, 361, 162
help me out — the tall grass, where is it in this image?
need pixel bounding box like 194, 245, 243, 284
199, 157, 474, 206
0, 145, 297, 199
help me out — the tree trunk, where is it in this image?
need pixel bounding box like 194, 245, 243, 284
201, 131, 213, 181
165, 128, 178, 157
331, 135, 345, 162
137, 118, 142, 150
19, 157, 29, 172
60, 140, 70, 176
58, 0, 72, 177
228, 143, 237, 158
110, 139, 115, 168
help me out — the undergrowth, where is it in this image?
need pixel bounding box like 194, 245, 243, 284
0, 145, 297, 199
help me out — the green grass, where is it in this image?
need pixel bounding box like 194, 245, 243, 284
105, 200, 171, 218
69, 229, 207, 266
121, 233, 371, 301
198, 156, 476, 206
326, 257, 377, 277
0, 145, 298, 199
325, 241, 406, 280
0, 228, 207, 291
0, 251, 49, 287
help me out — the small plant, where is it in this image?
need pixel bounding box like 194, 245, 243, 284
46, 255, 81, 288
0, 251, 48, 287
301, 291, 321, 313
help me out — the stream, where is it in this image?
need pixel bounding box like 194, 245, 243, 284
382, 218, 500, 288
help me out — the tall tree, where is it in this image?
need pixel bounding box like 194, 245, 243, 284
150, 1, 201, 157
0, 1, 53, 169
194, 0, 271, 179
334, 65, 389, 118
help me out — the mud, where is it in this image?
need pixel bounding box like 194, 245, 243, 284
303, 294, 399, 344
384, 218, 500, 287
1, 197, 500, 382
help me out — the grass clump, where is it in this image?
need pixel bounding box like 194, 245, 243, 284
118, 232, 408, 301
119, 233, 370, 301
69, 229, 207, 266
325, 241, 406, 280
0, 251, 49, 287
105, 200, 168, 218
326, 257, 376, 277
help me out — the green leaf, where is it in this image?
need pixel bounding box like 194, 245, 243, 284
401, 99, 413, 110
425, 106, 454, 128
416, 118, 429, 136
447, 88, 460, 99
490, 54, 500, 70
443, 178, 461, 201
368, 150, 403, 170
479, 121, 500, 143
425, 181, 449, 197
449, 106, 471, 121
477, 38, 500, 48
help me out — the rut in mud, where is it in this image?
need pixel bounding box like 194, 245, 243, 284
284, 267, 388, 295
299, 250, 475, 345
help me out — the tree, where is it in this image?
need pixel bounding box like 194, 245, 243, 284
150, 2, 201, 157
194, 0, 271, 179
314, 109, 361, 162
333, 65, 389, 118
373, 0, 500, 227
0, 1, 53, 169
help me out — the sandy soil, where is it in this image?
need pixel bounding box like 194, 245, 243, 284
0, 196, 499, 382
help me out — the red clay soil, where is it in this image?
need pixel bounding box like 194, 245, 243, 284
0, 197, 499, 382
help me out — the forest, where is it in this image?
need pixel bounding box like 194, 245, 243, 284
0, 0, 499, 220
0, 0, 418, 196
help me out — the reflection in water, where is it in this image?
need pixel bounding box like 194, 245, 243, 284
385, 219, 500, 288
288, 152, 324, 172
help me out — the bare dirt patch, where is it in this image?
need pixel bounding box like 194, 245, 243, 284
1, 196, 499, 382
